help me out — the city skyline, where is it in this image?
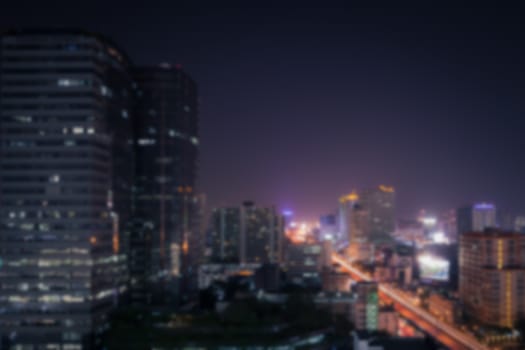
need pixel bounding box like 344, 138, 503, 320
1, 3, 524, 220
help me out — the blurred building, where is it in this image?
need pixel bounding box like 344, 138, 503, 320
339, 191, 359, 244
314, 292, 354, 319
209, 207, 241, 262
351, 282, 379, 330
440, 209, 457, 242
0, 29, 134, 348
457, 202, 497, 235
240, 201, 284, 264
321, 267, 352, 292
131, 64, 200, 302
319, 213, 338, 241
197, 263, 258, 290
460, 230, 525, 328
358, 185, 396, 243
378, 306, 398, 335
208, 202, 284, 265
514, 215, 525, 233
284, 240, 324, 283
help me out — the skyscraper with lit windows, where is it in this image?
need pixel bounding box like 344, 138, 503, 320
131, 64, 200, 302
0, 29, 134, 348
358, 185, 396, 242
460, 229, 525, 328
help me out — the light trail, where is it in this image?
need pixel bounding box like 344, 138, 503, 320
332, 253, 491, 350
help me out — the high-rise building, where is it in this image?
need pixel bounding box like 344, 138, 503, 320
208, 202, 284, 265
338, 191, 359, 244
459, 230, 525, 328
358, 185, 395, 242
131, 64, 199, 301
0, 29, 134, 348
240, 201, 283, 265
456, 202, 497, 235
209, 207, 241, 263
319, 213, 338, 241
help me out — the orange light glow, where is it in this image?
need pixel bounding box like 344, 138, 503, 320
379, 185, 395, 193
90, 236, 97, 244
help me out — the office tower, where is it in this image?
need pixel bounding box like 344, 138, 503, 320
132, 64, 199, 301
319, 213, 338, 241
0, 29, 134, 348
240, 201, 284, 264
352, 282, 379, 330
349, 204, 369, 243
456, 202, 497, 235
209, 207, 241, 262
284, 241, 323, 283
339, 191, 359, 244
460, 230, 525, 328
358, 185, 395, 242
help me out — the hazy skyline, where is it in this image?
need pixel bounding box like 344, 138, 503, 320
2, 2, 525, 220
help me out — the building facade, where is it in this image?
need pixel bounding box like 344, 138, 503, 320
460, 230, 525, 328
131, 64, 200, 302
457, 203, 497, 236
358, 185, 395, 243
0, 29, 134, 348
209, 207, 241, 263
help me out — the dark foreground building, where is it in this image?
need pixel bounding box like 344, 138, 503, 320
0, 29, 135, 348
131, 64, 200, 304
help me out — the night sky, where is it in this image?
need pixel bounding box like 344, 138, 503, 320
2, 2, 525, 220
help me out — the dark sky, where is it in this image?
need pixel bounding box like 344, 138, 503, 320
2, 2, 525, 220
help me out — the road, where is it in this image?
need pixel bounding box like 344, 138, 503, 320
332, 253, 491, 350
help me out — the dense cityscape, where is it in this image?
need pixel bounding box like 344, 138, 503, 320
1, 3, 525, 350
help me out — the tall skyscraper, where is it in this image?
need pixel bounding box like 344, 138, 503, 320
358, 185, 396, 242
456, 202, 497, 235
460, 230, 525, 328
209, 207, 241, 263
131, 64, 199, 301
338, 191, 359, 244
0, 29, 134, 348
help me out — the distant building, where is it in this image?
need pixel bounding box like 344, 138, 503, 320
339, 191, 359, 244
321, 267, 352, 292
209, 207, 241, 262
440, 209, 458, 242
197, 263, 258, 290
460, 230, 525, 328
319, 213, 338, 241
285, 241, 324, 283
208, 202, 284, 265
240, 201, 284, 264
359, 185, 396, 242
352, 282, 379, 330
457, 202, 497, 235
515, 215, 525, 233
